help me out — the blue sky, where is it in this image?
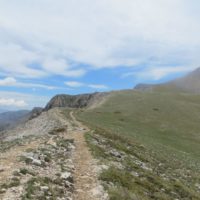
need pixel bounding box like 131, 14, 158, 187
0, 0, 200, 110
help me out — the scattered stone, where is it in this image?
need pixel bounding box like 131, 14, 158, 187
0, 188, 6, 193
32, 158, 42, 166
109, 149, 122, 158
40, 186, 49, 191
61, 172, 73, 182
131, 171, 139, 177
195, 183, 200, 190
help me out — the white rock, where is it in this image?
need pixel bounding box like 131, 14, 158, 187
61, 172, 72, 180
32, 159, 42, 166
91, 185, 108, 199
40, 186, 49, 191
195, 183, 200, 190
0, 188, 6, 193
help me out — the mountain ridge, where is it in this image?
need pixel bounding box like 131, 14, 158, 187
0, 110, 31, 132
44, 92, 108, 111
135, 67, 200, 93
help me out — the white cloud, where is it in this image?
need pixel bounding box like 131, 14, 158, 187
0, 44, 46, 78
0, 91, 50, 109
65, 81, 108, 90
65, 81, 84, 87
88, 84, 108, 89
0, 98, 27, 107
123, 65, 197, 80
0, 0, 200, 78
42, 58, 86, 77
0, 77, 58, 90
146, 66, 193, 80
0, 77, 17, 86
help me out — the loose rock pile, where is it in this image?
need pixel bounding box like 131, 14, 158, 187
0, 133, 76, 200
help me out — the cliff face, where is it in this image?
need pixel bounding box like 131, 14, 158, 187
44, 92, 107, 110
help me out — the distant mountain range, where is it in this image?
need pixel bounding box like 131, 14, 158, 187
0, 109, 9, 114
1, 66, 200, 132
135, 67, 200, 93
0, 110, 30, 131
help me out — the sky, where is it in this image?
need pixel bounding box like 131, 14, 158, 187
0, 0, 200, 110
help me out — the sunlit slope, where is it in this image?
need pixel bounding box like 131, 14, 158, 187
78, 90, 200, 164
135, 67, 200, 93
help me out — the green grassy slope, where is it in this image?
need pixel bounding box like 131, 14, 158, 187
77, 90, 200, 168
75, 90, 200, 199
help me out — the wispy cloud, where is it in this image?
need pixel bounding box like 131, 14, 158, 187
144, 66, 194, 80
122, 65, 196, 81
65, 81, 108, 90
65, 81, 84, 88
0, 0, 200, 104
0, 77, 16, 86
0, 0, 200, 79
0, 77, 59, 90
0, 98, 27, 107
88, 84, 108, 89
0, 91, 50, 109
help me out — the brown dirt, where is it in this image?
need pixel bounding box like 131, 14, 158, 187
66, 111, 107, 200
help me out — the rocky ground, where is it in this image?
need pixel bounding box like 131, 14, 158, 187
0, 108, 107, 200
84, 128, 200, 200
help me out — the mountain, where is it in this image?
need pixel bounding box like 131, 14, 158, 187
168, 67, 200, 93
44, 92, 107, 110
0, 110, 30, 131
0, 109, 9, 114
28, 107, 43, 120
135, 67, 200, 93
134, 83, 155, 91
1, 76, 200, 199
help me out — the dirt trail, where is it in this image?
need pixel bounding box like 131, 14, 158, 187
65, 111, 107, 200
0, 109, 107, 200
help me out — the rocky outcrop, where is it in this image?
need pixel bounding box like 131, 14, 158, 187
44, 92, 107, 110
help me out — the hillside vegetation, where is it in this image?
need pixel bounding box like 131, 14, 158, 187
77, 90, 200, 199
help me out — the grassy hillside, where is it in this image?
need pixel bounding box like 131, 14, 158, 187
76, 90, 200, 199
78, 90, 200, 165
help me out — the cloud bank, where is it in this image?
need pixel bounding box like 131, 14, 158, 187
0, 0, 200, 79
0, 98, 27, 107
0, 0, 200, 109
